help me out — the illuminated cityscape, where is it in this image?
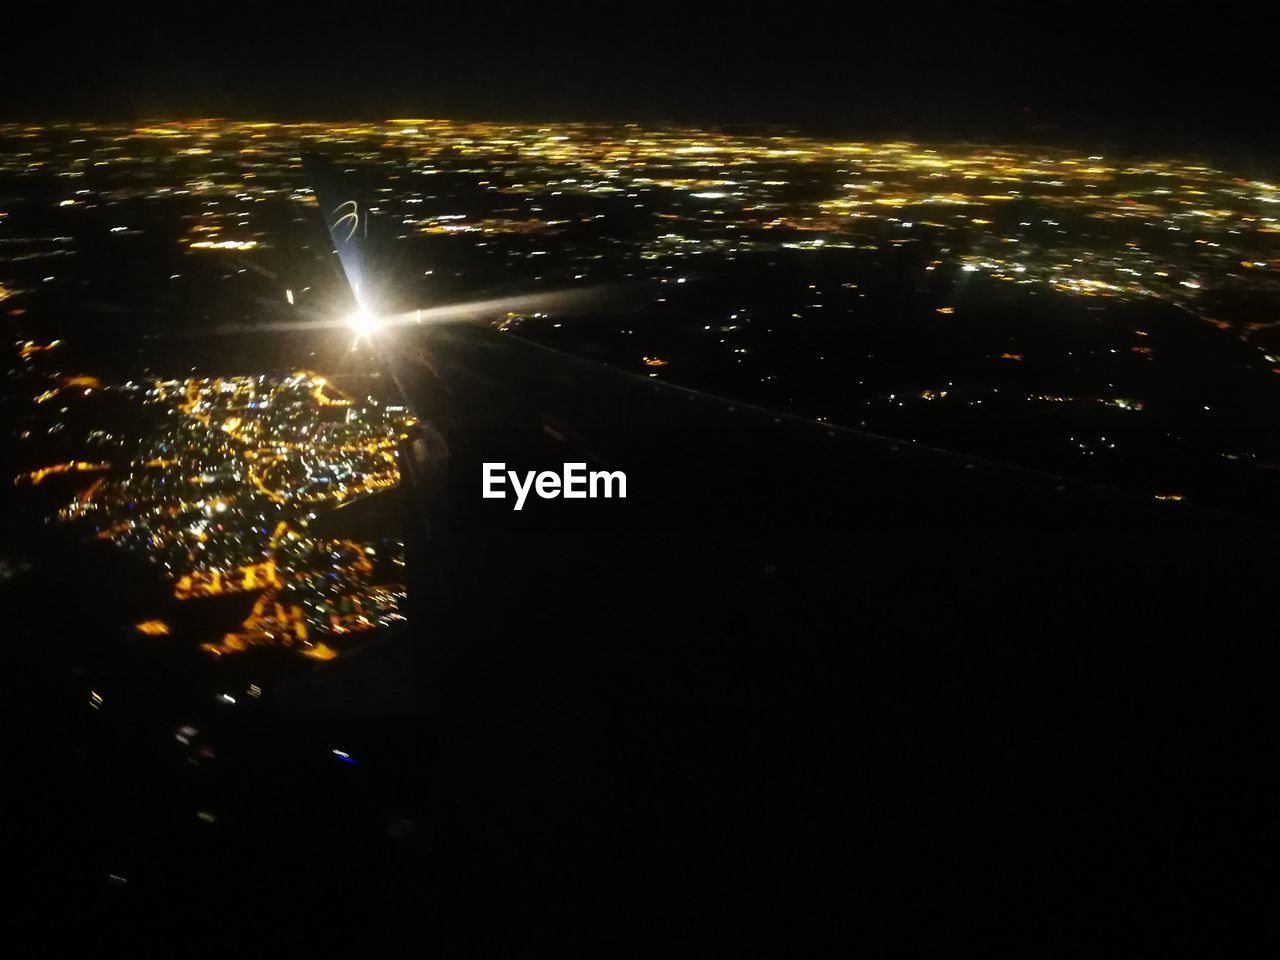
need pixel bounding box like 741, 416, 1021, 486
1, 119, 1275, 315
45, 370, 414, 657
4, 120, 1277, 520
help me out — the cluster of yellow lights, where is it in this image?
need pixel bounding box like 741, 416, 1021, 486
188, 239, 258, 251
49, 370, 415, 660
14, 461, 110, 486
18, 339, 61, 357
173, 558, 279, 600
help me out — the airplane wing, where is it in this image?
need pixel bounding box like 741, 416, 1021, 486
302, 152, 372, 312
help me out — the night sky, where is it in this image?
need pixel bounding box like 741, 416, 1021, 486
3, 1, 1273, 154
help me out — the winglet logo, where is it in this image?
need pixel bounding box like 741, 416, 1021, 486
330, 200, 359, 242
482, 462, 627, 510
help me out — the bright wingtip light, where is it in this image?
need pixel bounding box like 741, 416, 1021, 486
347, 308, 379, 341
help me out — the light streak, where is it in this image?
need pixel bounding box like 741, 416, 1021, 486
163, 285, 618, 339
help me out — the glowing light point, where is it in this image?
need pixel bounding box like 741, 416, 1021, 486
348, 308, 379, 341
